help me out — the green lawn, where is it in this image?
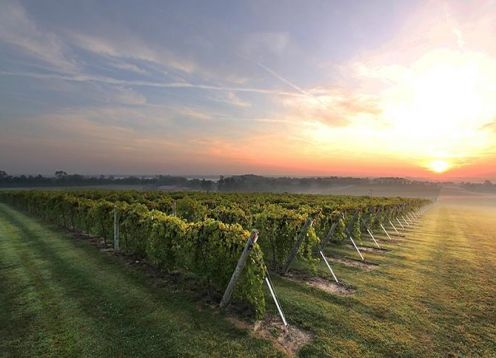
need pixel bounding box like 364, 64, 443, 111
0, 203, 280, 357
1, 199, 496, 357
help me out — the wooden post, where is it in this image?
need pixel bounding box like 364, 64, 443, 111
282, 218, 313, 274
362, 209, 374, 232
220, 230, 258, 309
322, 221, 338, 245
346, 212, 358, 237
113, 208, 120, 251
344, 211, 364, 260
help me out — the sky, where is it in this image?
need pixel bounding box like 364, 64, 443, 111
1, 0, 496, 180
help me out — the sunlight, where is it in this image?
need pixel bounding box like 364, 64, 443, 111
428, 160, 450, 174
387, 49, 495, 136
386, 50, 488, 134
365, 48, 496, 172
303, 49, 496, 177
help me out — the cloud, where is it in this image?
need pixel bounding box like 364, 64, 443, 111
0, 70, 305, 97
481, 120, 496, 132
209, 92, 251, 108
281, 88, 381, 126
107, 87, 147, 105
108, 61, 149, 75
0, 0, 78, 73
70, 32, 198, 75
0, 103, 290, 175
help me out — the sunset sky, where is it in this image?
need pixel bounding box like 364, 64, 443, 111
1, 0, 496, 179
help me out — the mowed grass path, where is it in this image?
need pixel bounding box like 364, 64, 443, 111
275, 199, 496, 356
1, 199, 496, 357
0, 203, 280, 357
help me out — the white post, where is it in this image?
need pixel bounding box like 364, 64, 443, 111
381, 223, 392, 240
367, 228, 380, 248
319, 249, 339, 283
402, 216, 410, 227
349, 236, 364, 261
265, 277, 288, 326
397, 217, 405, 229
389, 220, 400, 234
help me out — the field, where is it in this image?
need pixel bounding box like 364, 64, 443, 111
1, 188, 495, 357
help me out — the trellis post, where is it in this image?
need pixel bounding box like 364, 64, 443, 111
381, 223, 392, 240
344, 211, 364, 260
367, 228, 380, 248
322, 221, 338, 245
113, 208, 120, 251
220, 230, 258, 309
319, 247, 339, 283
282, 218, 313, 274
389, 219, 400, 234
264, 272, 288, 326
349, 235, 364, 260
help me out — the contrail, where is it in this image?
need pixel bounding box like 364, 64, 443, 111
256, 62, 327, 106
256, 62, 310, 96
0, 71, 306, 97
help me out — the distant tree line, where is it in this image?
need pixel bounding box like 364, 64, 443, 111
216, 174, 441, 193
461, 180, 495, 193
0, 171, 445, 193
0, 170, 214, 191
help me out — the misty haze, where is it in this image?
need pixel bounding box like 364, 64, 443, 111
1, 1, 495, 357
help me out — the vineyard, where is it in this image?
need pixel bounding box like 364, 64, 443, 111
0, 190, 427, 322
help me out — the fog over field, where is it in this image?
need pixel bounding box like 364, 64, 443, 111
2, 0, 496, 356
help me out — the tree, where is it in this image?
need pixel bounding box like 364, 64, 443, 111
55, 170, 68, 178
0, 170, 7, 178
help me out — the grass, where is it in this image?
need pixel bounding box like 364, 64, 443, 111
1, 200, 496, 356
0, 203, 280, 357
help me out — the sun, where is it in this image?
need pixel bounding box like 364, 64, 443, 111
429, 160, 450, 174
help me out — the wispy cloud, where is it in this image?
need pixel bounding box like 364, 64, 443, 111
70, 32, 198, 75
2, 0, 496, 177
0, 0, 78, 72
0, 70, 304, 97
209, 92, 252, 108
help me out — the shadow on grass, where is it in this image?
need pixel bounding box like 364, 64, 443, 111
0, 204, 280, 358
